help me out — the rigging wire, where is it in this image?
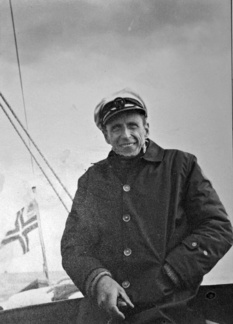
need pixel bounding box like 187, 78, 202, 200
7, 0, 73, 203
0, 93, 73, 202
0, 102, 70, 213
9, 0, 34, 173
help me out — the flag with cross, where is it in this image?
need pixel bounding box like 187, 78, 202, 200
0, 199, 39, 256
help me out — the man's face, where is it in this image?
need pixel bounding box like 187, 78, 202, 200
103, 112, 149, 157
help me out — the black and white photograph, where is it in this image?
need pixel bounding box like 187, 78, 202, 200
0, 1, 233, 323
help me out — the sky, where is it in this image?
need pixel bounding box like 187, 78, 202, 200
0, 0, 232, 284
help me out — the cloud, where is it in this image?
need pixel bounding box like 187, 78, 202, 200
1, 0, 228, 65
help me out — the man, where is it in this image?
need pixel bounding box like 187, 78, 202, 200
61, 89, 233, 324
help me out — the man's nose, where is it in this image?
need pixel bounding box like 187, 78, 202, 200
121, 127, 131, 138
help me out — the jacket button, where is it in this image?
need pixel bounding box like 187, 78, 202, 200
123, 214, 131, 222
123, 184, 130, 192
192, 242, 197, 247
122, 280, 130, 289
124, 248, 132, 256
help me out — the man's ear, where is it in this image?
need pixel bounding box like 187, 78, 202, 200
145, 122, 149, 137
103, 130, 110, 144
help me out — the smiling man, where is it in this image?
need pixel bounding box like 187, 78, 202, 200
61, 89, 233, 324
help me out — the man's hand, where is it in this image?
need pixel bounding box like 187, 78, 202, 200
95, 275, 134, 320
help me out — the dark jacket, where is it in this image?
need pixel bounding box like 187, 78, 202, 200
61, 140, 233, 323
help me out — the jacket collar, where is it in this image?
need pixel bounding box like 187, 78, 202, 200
142, 139, 164, 162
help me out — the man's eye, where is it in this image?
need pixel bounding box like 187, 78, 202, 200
129, 125, 138, 129
112, 126, 120, 132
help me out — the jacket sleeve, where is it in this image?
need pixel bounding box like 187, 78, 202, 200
165, 156, 233, 289
61, 171, 108, 294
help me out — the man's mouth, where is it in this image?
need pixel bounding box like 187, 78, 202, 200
120, 143, 136, 147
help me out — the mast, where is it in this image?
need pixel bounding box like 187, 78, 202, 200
32, 186, 50, 282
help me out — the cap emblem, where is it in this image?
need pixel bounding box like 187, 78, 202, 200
114, 98, 125, 110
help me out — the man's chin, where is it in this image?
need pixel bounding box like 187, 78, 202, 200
117, 148, 140, 158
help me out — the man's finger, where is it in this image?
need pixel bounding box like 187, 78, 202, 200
117, 298, 128, 308
109, 305, 125, 320
106, 292, 126, 319
119, 291, 134, 308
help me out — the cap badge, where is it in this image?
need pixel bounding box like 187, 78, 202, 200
114, 98, 125, 110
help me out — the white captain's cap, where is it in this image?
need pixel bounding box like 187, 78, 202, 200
94, 89, 147, 130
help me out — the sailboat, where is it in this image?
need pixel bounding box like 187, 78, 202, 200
0, 93, 84, 322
